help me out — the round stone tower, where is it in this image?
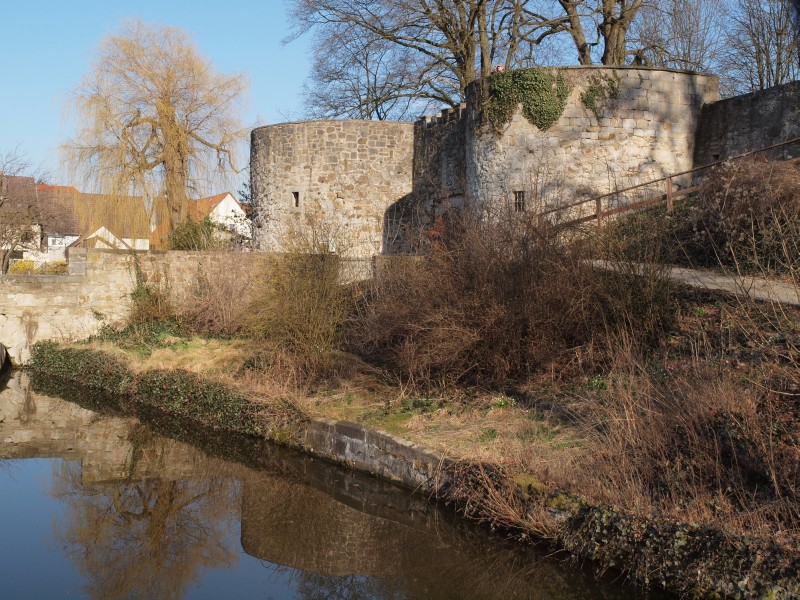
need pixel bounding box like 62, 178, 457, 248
250, 120, 414, 257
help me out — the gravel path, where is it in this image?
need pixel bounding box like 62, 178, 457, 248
589, 260, 800, 306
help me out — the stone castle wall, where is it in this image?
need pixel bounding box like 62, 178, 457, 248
694, 79, 800, 165
248, 70, 800, 253
0, 249, 135, 364
382, 67, 719, 245
465, 68, 718, 216
250, 120, 414, 257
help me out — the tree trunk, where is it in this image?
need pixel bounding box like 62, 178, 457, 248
559, 0, 594, 64
157, 100, 189, 230
600, 0, 643, 65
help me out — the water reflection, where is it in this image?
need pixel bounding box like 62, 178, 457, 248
51, 461, 238, 599
0, 371, 662, 599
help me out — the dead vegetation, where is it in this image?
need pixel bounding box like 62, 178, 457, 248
83, 158, 799, 593
349, 210, 673, 388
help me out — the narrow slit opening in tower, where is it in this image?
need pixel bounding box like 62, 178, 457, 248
513, 190, 525, 212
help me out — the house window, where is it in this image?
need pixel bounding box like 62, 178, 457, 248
292, 191, 300, 208
513, 190, 526, 212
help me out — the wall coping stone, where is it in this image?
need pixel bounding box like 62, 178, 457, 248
253, 119, 414, 133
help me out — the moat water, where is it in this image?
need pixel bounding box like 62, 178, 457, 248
0, 371, 668, 599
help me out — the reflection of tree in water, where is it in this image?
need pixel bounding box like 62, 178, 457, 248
50, 459, 239, 599
294, 572, 405, 600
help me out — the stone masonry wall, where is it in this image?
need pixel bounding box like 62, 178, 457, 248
694, 80, 800, 165
385, 105, 469, 253
464, 67, 719, 217
0, 250, 267, 364
0, 249, 135, 364
0, 249, 374, 364
250, 120, 414, 258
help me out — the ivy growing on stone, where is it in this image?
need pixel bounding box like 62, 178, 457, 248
484, 68, 571, 132
580, 72, 620, 120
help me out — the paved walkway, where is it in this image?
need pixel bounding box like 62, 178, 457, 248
589, 260, 800, 306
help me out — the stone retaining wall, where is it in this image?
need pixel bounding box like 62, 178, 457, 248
0, 249, 375, 364
299, 418, 451, 492
0, 250, 135, 364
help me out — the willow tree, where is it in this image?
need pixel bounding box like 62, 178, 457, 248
63, 20, 247, 229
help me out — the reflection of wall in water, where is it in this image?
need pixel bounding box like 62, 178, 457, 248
241, 475, 424, 577
0, 372, 230, 483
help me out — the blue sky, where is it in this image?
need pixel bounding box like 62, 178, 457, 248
2, 0, 313, 184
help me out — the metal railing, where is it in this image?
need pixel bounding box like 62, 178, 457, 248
540, 137, 800, 228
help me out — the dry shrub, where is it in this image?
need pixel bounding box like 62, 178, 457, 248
128, 261, 173, 327
349, 211, 674, 387
576, 347, 799, 539
673, 158, 800, 275
246, 243, 355, 380
178, 253, 256, 337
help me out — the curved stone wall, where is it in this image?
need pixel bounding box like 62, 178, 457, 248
463, 67, 719, 216
250, 120, 414, 257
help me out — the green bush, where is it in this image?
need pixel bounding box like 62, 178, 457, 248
134, 369, 266, 435
29, 341, 133, 394
167, 216, 230, 251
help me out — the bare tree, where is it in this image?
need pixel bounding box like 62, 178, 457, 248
720, 0, 799, 94
289, 0, 562, 114
0, 148, 49, 273
628, 0, 726, 71
62, 19, 248, 230
554, 0, 645, 65
303, 26, 424, 120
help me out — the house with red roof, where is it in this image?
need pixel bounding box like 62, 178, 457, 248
150, 192, 251, 249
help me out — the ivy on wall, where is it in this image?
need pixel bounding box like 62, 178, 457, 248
484, 68, 571, 132
580, 72, 620, 120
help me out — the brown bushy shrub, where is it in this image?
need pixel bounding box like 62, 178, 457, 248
349, 211, 674, 387
673, 158, 800, 274
246, 251, 355, 377
179, 254, 256, 337
576, 348, 799, 538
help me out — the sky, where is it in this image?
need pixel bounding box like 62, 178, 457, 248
2, 0, 313, 187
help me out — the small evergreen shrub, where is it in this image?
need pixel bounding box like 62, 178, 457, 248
29, 341, 133, 394
134, 369, 266, 435
167, 216, 230, 251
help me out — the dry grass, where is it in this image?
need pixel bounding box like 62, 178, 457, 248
83, 336, 258, 378
564, 339, 800, 542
